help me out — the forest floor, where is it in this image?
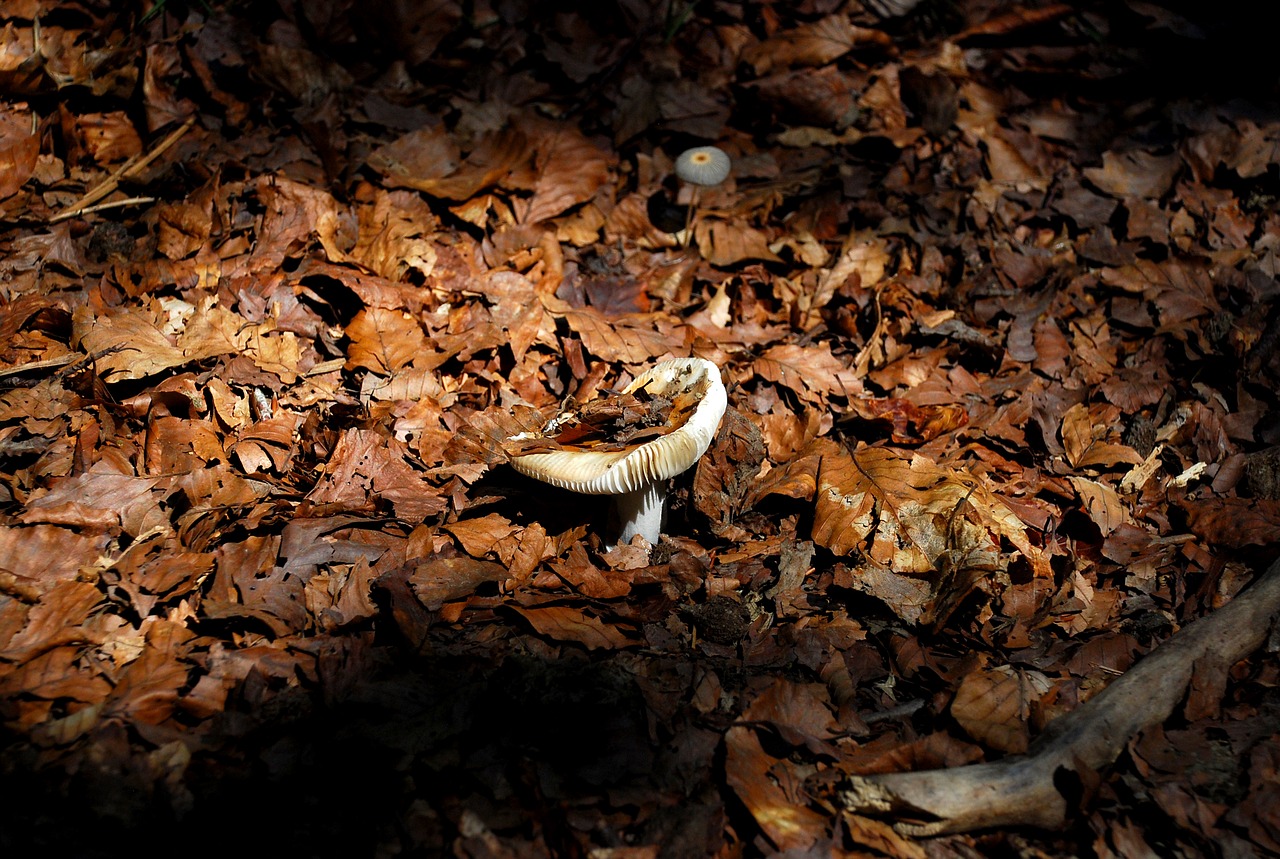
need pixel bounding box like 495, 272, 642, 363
1, 1, 1279, 857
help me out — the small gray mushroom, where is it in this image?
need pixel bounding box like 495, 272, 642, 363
673, 145, 730, 248
675, 145, 732, 186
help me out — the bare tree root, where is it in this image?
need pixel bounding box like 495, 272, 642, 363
838, 554, 1280, 836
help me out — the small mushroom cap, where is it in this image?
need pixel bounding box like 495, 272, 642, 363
675, 146, 731, 186
508, 358, 727, 495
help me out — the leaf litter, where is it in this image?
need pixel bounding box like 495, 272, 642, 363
1, 1, 1279, 857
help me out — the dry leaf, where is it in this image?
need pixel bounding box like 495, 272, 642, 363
1068, 476, 1131, 536
754, 342, 861, 403
724, 725, 827, 851
511, 604, 635, 650
409, 556, 506, 610
345, 306, 431, 375
72, 305, 187, 381
745, 15, 889, 73
951, 663, 1054, 754
522, 127, 611, 224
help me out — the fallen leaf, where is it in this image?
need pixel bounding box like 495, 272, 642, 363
511, 604, 636, 650
521, 127, 611, 224
951, 662, 1053, 754
724, 725, 827, 851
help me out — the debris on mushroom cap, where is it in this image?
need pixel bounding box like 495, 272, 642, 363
506, 357, 727, 496
675, 146, 731, 186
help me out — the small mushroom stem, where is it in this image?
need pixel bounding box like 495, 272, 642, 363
614, 481, 667, 545
680, 186, 700, 250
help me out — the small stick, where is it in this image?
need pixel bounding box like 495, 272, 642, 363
48, 196, 157, 224
49, 115, 196, 222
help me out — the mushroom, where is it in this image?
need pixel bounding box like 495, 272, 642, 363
673, 145, 731, 249
506, 357, 727, 545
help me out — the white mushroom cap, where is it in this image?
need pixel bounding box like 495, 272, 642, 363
510, 357, 726, 495
508, 357, 727, 544
674, 146, 731, 187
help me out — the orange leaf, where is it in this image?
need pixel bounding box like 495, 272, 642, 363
511, 604, 635, 650
344, 307, 431, 375
724, 725, 827, 851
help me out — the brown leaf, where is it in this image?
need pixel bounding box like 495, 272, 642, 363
19, 462, 165, 530
71, 111, 142, 165
345, 306, 432, 375
306, 428, 447, 520
511, 604, 635, 650
304, 556, 379, 631
1060, 403, 1144, 470
0, 526, 111, 598
544, 542, 633, 599
369, 127, 528, 201
444, 513, 520, 559
521, 127, 611, 225
811, 441, 1048, 622
844, 397, 969, 444
753, 342, 861, 403
0, 580, 104, 662
951, 663, 1053, 754
746, 65, 860, 129
745, 15, 890, 73
0, 647, 111, 712
1068, 476, 1132, 537
744, 680, 839, 754
559, 307, 682, 364
1181, 497, 1280, 548
695, 217, 782, 266
107, 620, 194, 725
1084, 148, 1181, 199
0, 105, 39, 201
693, 407, 767, 538
724, 725, 827, 851
409, 556, 505, 610
1099, 259, 1220, 334
350, 189, 442, 282
72, 305, 187, 382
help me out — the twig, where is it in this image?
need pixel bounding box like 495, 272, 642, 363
0, 347, 128, 390
48, 196, 158, 224
49, 115, 196, 222
0, 355, 78, 381
838, 552, 1280, 835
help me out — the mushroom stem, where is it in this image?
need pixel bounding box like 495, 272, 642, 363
614, 481, 667, 545
680, 186, 700, 249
